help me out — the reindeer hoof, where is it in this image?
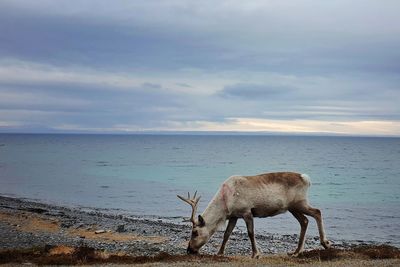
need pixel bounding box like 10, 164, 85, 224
322, 240, 332, 249
252, 252, 261, 259
288, 251, 301, 257
217, 251, 224, 256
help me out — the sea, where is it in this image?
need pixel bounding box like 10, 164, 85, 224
0, 134, 399, 246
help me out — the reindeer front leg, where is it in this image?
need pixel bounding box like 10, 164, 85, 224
243, 213, 261, 259
218, 217, 238, 255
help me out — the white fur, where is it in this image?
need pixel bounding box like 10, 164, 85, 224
301, 173, 311, 186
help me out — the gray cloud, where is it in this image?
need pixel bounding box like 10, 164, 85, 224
0, 81, 189, 129
218, 83, 296, 100
0, 1, 399, 134
1, 1, 399, 74
175, 83, 192, 88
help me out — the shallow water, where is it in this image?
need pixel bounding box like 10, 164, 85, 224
0, 134, 399, 245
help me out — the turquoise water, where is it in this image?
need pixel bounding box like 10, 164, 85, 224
0, 134, 399, 245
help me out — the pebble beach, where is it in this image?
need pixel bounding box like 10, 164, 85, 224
2, 195, 398, 265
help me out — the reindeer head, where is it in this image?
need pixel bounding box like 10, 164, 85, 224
177, 191, 209, 254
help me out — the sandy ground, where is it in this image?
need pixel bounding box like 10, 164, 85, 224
0, 195, 399, 266
0, 209, 167, 244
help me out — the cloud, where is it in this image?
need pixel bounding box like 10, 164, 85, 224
1, 59, 399, 133
0, 89, 92, 112
156, 118, 400, 137
218, 83, 296, 100
0, 83, 187, 129
175, 83, 192, 88
1, 1, 400, 74
40, 117, 400, 137
0, 61, 193, 130
0, 1, 399, 135
0, 5, 227, 71
0, 59, 229, 95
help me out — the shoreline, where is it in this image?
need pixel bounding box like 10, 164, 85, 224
1, 195, 399, 265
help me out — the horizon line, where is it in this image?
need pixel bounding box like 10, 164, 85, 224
0, 130, 399, 138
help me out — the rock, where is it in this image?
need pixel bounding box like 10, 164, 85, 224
61, 221, 75, 228
74, 222, 84, 229
116, 224, 125, 233
25, 207, 48, 214
95, 230, 106, 234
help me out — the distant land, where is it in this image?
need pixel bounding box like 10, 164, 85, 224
0, 130, 399, 138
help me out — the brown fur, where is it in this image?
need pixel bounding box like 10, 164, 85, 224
244, 172, 306, 188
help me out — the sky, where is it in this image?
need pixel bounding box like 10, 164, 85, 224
0, 1, 399, 136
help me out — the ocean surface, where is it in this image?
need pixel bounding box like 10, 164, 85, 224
0, 134, 399, 246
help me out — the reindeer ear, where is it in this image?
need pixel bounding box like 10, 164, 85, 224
198, 215, 205, 227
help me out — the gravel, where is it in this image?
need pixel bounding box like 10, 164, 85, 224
0, 195, 379, 257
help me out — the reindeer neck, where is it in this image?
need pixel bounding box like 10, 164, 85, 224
201, 194, 227, 235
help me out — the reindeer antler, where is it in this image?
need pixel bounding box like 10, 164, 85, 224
177, 191, 201, 225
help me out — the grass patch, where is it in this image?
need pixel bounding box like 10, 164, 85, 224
0, 245, 231, 265
0, 245, 398, 265
298, 245, 400, 261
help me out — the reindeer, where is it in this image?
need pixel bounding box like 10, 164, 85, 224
177, 172, 331, 258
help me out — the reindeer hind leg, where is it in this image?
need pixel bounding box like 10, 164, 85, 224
296, 201, 331, 249
289, 210, 308, 256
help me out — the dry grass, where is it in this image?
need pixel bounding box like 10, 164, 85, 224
47, 245, 75, 256
299, 245, 400, 261
0, 245, 399, 266
0, 246, 230, 265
